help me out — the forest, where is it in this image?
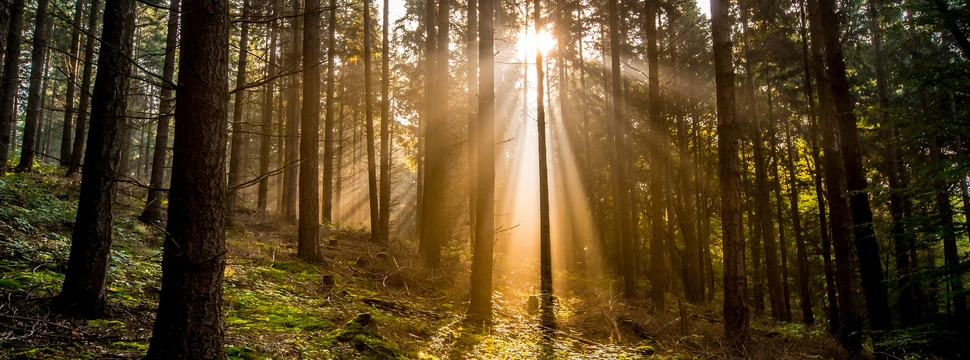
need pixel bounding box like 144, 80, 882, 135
0, 0, 967, 357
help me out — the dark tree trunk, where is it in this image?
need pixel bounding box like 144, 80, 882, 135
363, 0, 379, 241
283, 0, 302, 222
258, 4, 278, 213
468, 0, 494, 325
144, 0, 229, 355
60, 0, 86, 167
711, 0, 749, 346
817, 0, 893, 332
14, 0, 50, 172
808, 0, 863, 351
533, 0, 554, 328
420, 0, 449, 267
767, 82, 792, 322
794, 0, 815, 324
0, 0, 23, 171
378, 0, 391, 241
322, 0, 336, 221
933, 136, 966, 318
68, 0, 102, 175
645, 0, 665, 307
465, 0, 478, 248
606, 0, 635, 299
298, 0, 321, 260
228, 0, 251, 217
51, 0, 135, 318
140, 0, 180, 224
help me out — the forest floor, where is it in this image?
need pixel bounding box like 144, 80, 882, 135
0, 168, 852, 359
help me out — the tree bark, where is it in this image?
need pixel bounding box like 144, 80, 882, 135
322, 0, 336, 221
51, 0, 134, 319
60, 0, 86, 167
363, 0, 379, 241
0, 0, 23, 171
468, 0, 494, 325
258, 3, 278, 213
711, 0, 748, 346
14, 0, 50, 172
465, 0, 477, 248
817, 0, 893, 332
283, 0, 302, 222
139, 0, 180, 224
145, 0, 229, 355
68, 0, 102, 175
378, 0, 392, 241
228, 0, 251, 217
298, 0, 321, 260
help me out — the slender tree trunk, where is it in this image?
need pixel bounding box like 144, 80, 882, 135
144, 0, 229, 354
817, 0, 893, 332
932, 136, 966, 317
808, 0, 863, 351
15, 0, 50, 172
468, 0, 494, 324
334, 81, 345, 220
139, 0, 179, 224
51, 0, 134, 318
60, 0, 86, 166
378, 0, 392, 241
711, 0, 748, 346
283, 0, 302, 222
228, 0, 251, 217
258, 6, 278, 213
644, 0, 665, 307
420, 0, 449, 267
533, 0, 554, 328
68, 0, 101, 175
606, 0, 635, 299
297, 0, 321, 260
363, 0, 379, 241
322, 0, 336, 221
465, 0, 478, 248
767, 82, 793, 322
0, 0, 23, 171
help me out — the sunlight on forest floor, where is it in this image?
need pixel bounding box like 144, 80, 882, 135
0, 170, 848, 359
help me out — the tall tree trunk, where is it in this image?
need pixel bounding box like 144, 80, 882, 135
606, 0, 635, 299
322, 0, 336, 221
533, 0, 554, 328
767, 82, 793, 322
645, 0, 665, 307
711, 0, 748, 346
228, 0, 251, 217
378, 0, 391, 241
932, 136, 966, 317
787, 111, 813, 324
68, 0, 101, 175
258, 3, 278, 213
14, 0, 50, 172
60, 0, 86, 167
140, 0, 180, 224
0, 0, 22, 171
465, 0, 478, 248
817, 0, 893, 332
144, 0, 229, 354
417, 0, 436, 246
283, 0, 302, 222
363, 0, 379, 241
334, 81, 345, 220
468, 0, 494, 325
298, 0, 321, 260
420, 0, 449, 267
808, 0, 863, 352
51, 0, 134, 318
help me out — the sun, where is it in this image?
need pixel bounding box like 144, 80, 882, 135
516, 28, 556, 58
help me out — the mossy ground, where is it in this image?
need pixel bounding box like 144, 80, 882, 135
1, 168, 857, 359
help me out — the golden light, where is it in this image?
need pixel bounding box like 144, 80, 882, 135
515, 28, 556, 58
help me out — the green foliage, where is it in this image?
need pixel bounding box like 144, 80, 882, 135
323, 313, 406, 360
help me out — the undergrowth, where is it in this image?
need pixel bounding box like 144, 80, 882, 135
0, 169, 913, 359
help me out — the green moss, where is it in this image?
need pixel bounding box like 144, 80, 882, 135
226, 346, 266, 360
109, 341, 149, 352
87, 319, 125, 328
325, 313, 405, 359
0, 278, 21, 289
